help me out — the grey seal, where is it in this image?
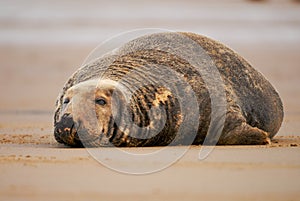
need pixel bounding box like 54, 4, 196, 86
54, 32, 283, 147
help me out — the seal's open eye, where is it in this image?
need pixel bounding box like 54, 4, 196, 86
63, 98, 70, 104
95, 98, 107, 106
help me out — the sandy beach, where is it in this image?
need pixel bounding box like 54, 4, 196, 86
1, 0, 300, 200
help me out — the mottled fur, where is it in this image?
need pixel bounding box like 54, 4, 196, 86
54, 32, 283, 147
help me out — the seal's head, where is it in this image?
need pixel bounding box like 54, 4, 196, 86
54, 79, 125, 147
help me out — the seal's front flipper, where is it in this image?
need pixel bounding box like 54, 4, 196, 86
218, 122, 271, 145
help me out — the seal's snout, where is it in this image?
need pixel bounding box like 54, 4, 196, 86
54, 114, 82, 147
61, 113, 73, 124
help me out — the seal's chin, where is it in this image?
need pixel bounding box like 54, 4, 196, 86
73, 128, 104, 147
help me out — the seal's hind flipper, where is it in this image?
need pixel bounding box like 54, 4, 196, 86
218, 122, 271, 145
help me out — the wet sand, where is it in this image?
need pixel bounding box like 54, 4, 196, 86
1, 0, 300, 200
1, 131, 300, 201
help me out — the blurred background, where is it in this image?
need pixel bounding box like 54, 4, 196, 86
0, 0, 299, 136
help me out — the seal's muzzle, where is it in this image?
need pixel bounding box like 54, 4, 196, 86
54, 114, 83, 147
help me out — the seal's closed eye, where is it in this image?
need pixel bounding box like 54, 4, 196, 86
95, 98, 107, 106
